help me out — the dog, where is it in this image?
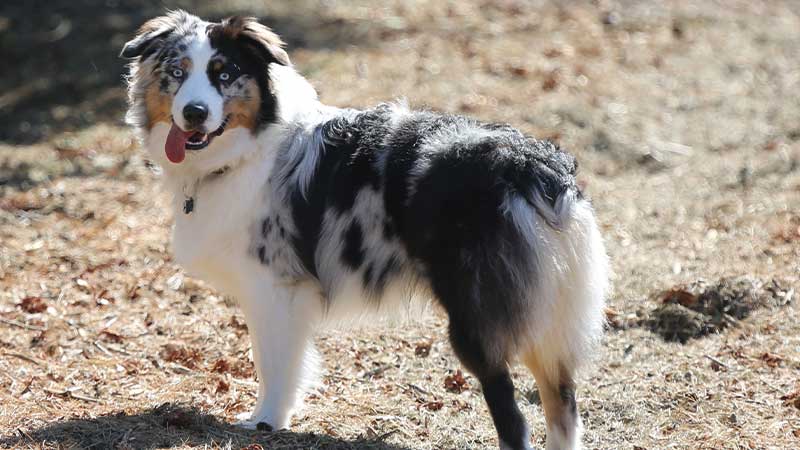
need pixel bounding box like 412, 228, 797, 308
121, 11, 608, 450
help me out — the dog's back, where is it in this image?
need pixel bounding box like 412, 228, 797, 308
266, 103, 608, 449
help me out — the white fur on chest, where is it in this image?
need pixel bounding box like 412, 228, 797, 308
148, 125, 285, 296
171, 170, 258, 291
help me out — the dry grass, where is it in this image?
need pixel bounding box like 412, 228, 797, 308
2, 1, 800, 448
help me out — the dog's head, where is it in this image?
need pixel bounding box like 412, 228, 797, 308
122, 11, 291, 168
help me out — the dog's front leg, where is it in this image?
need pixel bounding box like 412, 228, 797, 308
235, 281, 320, 430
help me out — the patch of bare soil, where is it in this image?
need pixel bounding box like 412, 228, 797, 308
646, 276, 794, 343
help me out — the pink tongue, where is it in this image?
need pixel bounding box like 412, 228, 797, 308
165, 123, 194, 163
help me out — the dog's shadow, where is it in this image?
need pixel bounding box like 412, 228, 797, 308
0, 403, 410, 449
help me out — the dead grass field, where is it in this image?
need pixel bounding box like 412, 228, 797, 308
1, 1, 799, 448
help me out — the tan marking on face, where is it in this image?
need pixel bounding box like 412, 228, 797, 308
144, 80, 172, 127
179, 57, 192, 71
223, 77, 261, 131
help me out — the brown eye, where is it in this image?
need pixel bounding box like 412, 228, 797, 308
219, 72, 230, 81
171, 68, 184, 78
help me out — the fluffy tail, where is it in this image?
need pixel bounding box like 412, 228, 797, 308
507, 187, 608, 450
504, 186, 609, 372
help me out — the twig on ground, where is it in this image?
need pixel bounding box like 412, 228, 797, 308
43, 387, 101, 403
94, 341, 113, 356
598, 377, 637, 389
104, 344, 131, 356
405, 383, 432, 396
704, 354, 728, 368
362, 364, 392, 379
229, 378, 258, 388
16, 428, 34, 442
0, 317, 46, 331
376, 429, 399, 441
2, 352, 44, 366
168, 363, 194, 374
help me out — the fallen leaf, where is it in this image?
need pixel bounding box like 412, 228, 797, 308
100, 331, 124, 344
760, 352, 784, 368
542, 71, 559, 91
211, 358, 231, 374
780, 390, 800, 409
659, 288, 698, 307
414, 341, 432, 357
210, 357, 254, 378
444, 370, 468, 393
228, 315, 248, 331
216, 379, 230, 394
423, 400, 443, 411
507, 64, 529, 77
241, 445, 264, 450
160, 344, 201, 369
19, 297, 47, 313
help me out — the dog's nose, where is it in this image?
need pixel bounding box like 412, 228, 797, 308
182, 103, 208, 128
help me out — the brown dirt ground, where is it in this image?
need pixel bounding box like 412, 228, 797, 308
1, 1, 799, 449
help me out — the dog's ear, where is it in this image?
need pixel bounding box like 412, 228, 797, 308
120, 12, 184, 59
216, 16, 291, 66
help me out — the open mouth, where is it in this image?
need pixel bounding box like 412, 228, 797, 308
185, 115, 231, 151
165, 115, 231, 164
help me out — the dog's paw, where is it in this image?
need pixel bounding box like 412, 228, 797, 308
234, 418, 273, 431
234, 412, 281, 431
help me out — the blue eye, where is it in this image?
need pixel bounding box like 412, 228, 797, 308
219, 72, 230, 81
172, 68, 184, 78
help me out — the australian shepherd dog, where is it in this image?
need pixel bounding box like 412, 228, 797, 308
121, 11, 608, 450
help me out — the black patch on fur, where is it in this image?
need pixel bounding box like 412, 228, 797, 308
480, 373, 530, 449
362, 263, 374, 287
382, 219, 396, 240
400, 126, 578, 339
288, 107, 394, 278
448, 316, 530, 449
319, 112, 386, 213
383, 113, 468, 237
375, 256, 398, 292
262, 217, 273, 237
159, 76, 170, 93
155, 46, 180, 66
208, 25, 279, 129
257, 245, 268, 265
206, 58, 244, 95
341, 220, 365, 269
289, 189, 323, 278
361, 255, 399, 296
559, 385, 578, 417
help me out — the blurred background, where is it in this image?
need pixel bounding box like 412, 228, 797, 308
2, 0, 375, 143
1, 1, 799, 449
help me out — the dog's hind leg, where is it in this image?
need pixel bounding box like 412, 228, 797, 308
511, 194, 607, 450
447, 318, 531, 450
522, 351, 581, 450
235, 280, 321, 430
